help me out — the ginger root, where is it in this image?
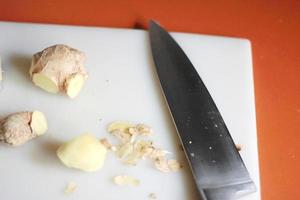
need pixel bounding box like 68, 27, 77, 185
0, 111, 48, 146
57, 133, 107, 172
30, 44, 88, 98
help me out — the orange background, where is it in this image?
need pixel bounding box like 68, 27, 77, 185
1, 0, 299, 199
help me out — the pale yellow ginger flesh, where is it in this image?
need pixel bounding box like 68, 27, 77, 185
167, 159, 181, 172
57, 133, 107, 172
105, 121, 181, 172
65, 73, 85, 98
64, 182, 77, 194
0, 111, 48, 146
32, 73, 59, 93
30, 111, 48, 136
30, 44, 88, 98
113, 175, 140, 186
107, 121, 135, 133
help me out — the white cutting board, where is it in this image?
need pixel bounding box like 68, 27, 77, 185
0, 22, 260, 200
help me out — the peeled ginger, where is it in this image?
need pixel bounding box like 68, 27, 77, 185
57, 133, 107, 172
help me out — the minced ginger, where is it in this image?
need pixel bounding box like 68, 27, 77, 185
113, 175, 140, 186
104, 121, 181, 172
64, 181, 77, 194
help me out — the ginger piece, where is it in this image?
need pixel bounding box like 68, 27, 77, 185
115, 140, 154, 165
135, 124, 153, 136
154, 156, 170, 173
107, 121, 135, 143
236, 144, 242, 151
30, 44, 88, 98
149, 148, 167, 160
100, 138, 117, 151
64, 181, 77, 194
113, 175, 140, 186
124, 140, 153, 164
0, 111, 48, 146
107, 121, 135, 134
57, 133, 107, 172
107, 122, 153, 143
116, 142, 134, 160
167, 159, 181, 172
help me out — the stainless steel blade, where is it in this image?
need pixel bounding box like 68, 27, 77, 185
149, 20, 256, 200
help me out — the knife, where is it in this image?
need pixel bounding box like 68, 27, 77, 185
148, 21, 256, 200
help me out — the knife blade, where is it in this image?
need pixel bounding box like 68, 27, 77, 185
149, 20, 256, 200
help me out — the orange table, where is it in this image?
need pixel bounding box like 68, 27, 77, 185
1, 1, 299, 199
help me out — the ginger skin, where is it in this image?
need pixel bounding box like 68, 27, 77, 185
0, 111, 48, 146
30, 44, 88, 98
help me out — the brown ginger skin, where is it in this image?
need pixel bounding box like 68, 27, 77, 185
0, 111, 47, 146
30, 44, 88, 98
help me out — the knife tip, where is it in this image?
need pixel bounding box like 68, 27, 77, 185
148, 20, 160, 29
